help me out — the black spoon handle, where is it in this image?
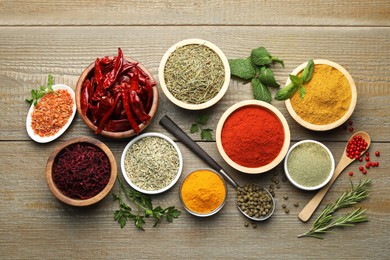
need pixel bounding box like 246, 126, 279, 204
159, 115, 238, 188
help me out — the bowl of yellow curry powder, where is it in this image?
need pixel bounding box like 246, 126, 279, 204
285, 60, 357, 131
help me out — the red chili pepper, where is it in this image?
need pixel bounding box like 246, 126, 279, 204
130, 90, 150, 123
103, 48, 123, 89
93, 58, 105, 99
130, 70, 139, 92
104, 119, 131, 132
96, 93, 121, 134
81, 79, 90, 116
144, 79, 154, 112
122, 85, 140, 134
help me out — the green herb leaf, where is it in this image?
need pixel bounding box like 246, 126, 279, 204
301, 60, 314, 84
26, 74, 56, 106
201, 129, 213, 141
299, 86, 307, 98
271, 56, 285, 67
289, 74, 303, 86
190, 124, 199, 133
196, 114, 210, 125
252, 78, 272, 103
228, 58, 256, 80
275, 82, 298, 100
250, 47, 272, 66
258, 67, 280, 87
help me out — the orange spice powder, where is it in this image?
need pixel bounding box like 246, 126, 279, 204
31, 89, 73, 137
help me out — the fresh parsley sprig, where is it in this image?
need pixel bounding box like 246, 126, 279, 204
25, 74, 55, 106
228, 47, 284, 103
298, 179, 371, 239
190, 114, 213, 141
275, 60, 314, 100
113, 177, 181, 230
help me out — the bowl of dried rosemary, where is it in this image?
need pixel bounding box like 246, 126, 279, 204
158, 38, 230, 110
120, 132, 183, 194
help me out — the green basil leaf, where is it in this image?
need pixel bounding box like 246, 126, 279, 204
252, 78, 272, 103
299, 86, 307, 98
289, 74, 303, 86
229, 58, 256, 80
275, 82, 298, 100
271, 56, 285, 67
258, 67, 280, 87
250, 47, 272, 66
301, 60, 314, 84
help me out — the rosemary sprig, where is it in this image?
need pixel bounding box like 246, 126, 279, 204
113, 177, 181, 230
298, 179, 371, 239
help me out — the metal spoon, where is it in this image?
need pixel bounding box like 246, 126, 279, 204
159, 115, 275, 221
298, 131, 371, 222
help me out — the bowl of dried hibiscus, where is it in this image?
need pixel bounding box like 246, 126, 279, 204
45, 136, 117, 206
75, 48, 158, 139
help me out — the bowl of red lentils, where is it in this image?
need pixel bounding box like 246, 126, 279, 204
216, 100, 291, 174
45, 136, 117, 206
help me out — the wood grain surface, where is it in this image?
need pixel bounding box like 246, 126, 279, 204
0, 1, 389, 259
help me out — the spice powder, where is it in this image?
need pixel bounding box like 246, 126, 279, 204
287, 142, 332, 187
124, 136, 179, 191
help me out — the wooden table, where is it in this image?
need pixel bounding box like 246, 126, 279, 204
1, 1, 389, 259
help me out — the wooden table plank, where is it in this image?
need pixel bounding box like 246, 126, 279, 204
0, 141, 389, 259
0, 0, 389, 26
0, 26, 389, 142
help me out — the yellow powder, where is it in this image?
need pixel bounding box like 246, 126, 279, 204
180, 169, 226, 214
290, 64, 352, 125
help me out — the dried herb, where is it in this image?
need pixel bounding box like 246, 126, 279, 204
275, 60, 314, 100
190, 114, 213, 141
26, 74, 55, 106
113, 177, 181, 230
164, 44, 225, 104
229, 47, 283, 103
298, 179, 371, 239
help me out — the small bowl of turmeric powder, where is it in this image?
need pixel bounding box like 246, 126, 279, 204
285, 59, 357, 131
179, 169, 227, 217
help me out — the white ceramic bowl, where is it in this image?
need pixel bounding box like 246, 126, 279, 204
26, 84, 76, 143
216, 100, 291, 174
159, 38, 230, 110
285, 59, 357, 131
284, 140, 335, 191
121, 132, 183, 194
179, 168, 227, 217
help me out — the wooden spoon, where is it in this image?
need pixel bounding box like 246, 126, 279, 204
298, 131, 371, 222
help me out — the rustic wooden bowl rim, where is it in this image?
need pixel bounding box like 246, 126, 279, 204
75, 57, 158, 139
45, 136, 117, 206
285, 59, 357, 131
158, 38, 230, 110
216, 100, 291, 174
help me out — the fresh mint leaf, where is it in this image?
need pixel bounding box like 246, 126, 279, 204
271, 56, 285, 67
299, 86, 307, 98
250, 47, 272, 66
201, 129, 213, 141
196, 114, 210, 125
26, 74, 56, 106
190, 124, 199, 133
228, 58, 256, 80
289, 74, 302, 86
258, 67, 280, 87
301, 60, 314, 84
252, 78, 272, 103
275, 82, 298, 100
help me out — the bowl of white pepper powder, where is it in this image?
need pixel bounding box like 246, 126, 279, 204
284, 140, 335, 191
121, 132, 183, 194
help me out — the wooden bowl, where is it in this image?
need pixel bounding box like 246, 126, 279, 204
285, 59, 357, 131
45, 136, 117, 206
216, 100, 291, 174
75, 57, 158, 139
158, 38, 230, 110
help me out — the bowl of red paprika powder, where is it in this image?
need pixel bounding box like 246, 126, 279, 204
45, 136, 117, 206
216, 100, 290, 174
75, 48, 158, 139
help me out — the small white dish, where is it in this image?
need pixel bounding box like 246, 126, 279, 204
284, 140, 335, 191
26, 84, 76, 143
121, 132, 183, 195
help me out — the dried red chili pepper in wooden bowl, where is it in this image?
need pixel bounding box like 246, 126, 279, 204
75, 48, 158, 139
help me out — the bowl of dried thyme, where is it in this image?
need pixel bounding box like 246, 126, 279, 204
120, 132, 183, 194
158, 38, 230, 110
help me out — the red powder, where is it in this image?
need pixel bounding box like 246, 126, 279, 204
52, 142, 111, 200
221, 106, 284, 168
